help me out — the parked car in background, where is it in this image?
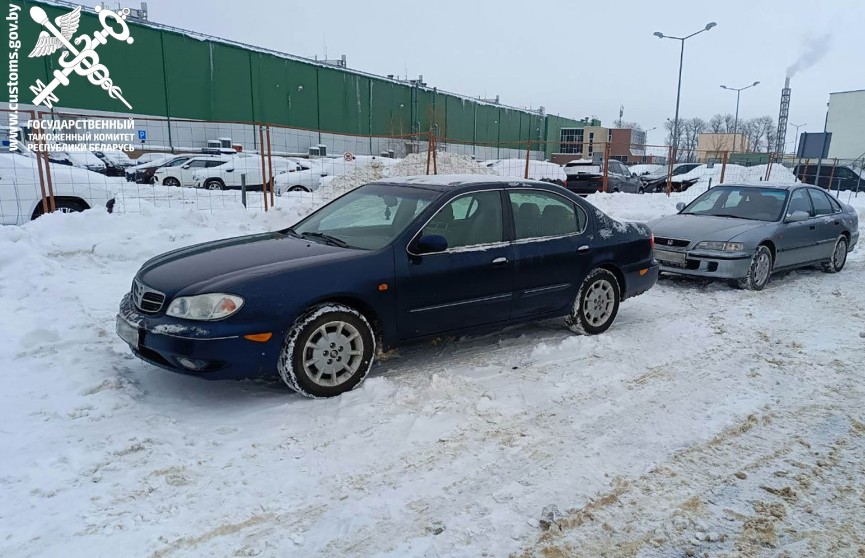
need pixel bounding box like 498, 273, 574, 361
649, 184, 858, 290
191, 156, 299, 191
274, 159, 327, 193
793, 163, 864, 192
117, 176, 658, 397
49, 150, 107, 174
94, 149, 135, 177
563, 159, 643, 194
134, 153, 173, 166
639, 163, 702, 193
0, 152, 117, 224
126, 154, 196, 184
153, 155, 233, 187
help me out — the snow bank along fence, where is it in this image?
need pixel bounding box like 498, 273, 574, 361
7, 109, 862, 220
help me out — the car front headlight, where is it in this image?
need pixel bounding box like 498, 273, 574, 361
695, 241, 745, 252
166, 294, 244, 320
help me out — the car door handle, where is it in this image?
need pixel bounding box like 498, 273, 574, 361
577, 245, 590, 253
809, 225, 816, 230
492, 257, 508, 265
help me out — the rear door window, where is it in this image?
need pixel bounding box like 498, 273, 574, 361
808, 189, 833, 215
422, 191, 503, 249
787, 189, 813, 216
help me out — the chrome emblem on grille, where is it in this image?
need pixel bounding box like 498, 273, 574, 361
132, 279, 145, 307
667, 240, 674, 245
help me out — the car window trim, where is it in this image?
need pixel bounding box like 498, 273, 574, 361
508, 188, 588, 243
406, 188, 506, 257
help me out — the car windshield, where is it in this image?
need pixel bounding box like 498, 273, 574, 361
289, 183, 438, 250
682, 186, 788, 222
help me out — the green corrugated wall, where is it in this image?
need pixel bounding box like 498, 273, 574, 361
3, 0, 586, 151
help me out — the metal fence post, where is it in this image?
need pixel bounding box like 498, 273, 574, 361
719, 151, 728, 184
258, 125, 268, 212
524, 136, 532, 180
241, 173, 247, 208
602, 141, 611, 193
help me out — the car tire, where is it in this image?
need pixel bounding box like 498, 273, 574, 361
32, 198, 87, 219
638, 187, 645, 195
278, 304, 376, 398
163, 177, 180, 187
205, 179, 224, 191
821, 236, 848, 273
737, 245, 773, 291
565, 268, 621, 335
288, 185, 310, 192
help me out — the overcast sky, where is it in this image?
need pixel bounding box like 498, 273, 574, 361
142, 0, 864, 147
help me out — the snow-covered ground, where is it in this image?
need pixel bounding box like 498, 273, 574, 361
1, 188, 864, 558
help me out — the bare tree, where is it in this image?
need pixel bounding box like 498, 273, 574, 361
680, 118, 707, 162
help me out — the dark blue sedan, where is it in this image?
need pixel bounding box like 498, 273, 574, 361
117, 176, 659, 397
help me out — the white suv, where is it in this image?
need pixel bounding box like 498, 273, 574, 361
191, 156, 298, 191
153, 155, 233, 187
0, 152, 117, 225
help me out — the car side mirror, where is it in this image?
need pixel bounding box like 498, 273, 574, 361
225, 168, 234, 172
786, 210, 810, 223
415, 234, 448, 255
181, 164, 190, 169
675, 202, 686, 212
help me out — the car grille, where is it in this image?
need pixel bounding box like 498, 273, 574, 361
132, 279, 166, 314
654, 236, 690, 248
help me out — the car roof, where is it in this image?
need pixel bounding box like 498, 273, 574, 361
715, 182, 803, 192
376, 174, 554, 192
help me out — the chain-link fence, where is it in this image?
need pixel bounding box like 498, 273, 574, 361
4, 113, 863, 226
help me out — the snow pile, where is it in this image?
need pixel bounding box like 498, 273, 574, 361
316, 152, 494, 201
677, 163, 799, 186
487, 158, 566, 182
384, 151, 495, 178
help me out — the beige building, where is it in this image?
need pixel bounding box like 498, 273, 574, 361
697, 133, 749, 161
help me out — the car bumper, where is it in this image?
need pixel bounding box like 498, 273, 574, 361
655, 249, 752, 279
623, 261, 659, 299
116, 295, 283, 380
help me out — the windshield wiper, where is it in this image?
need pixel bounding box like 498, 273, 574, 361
282, 227, 301, 238
301, 231, 351, 248
711, 213, 758, 221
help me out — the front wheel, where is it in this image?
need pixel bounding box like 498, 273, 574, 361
205, 180, 224, 191
32, 198, 86, 219
566, 268, 621, 335
822, 236, 848, 273
278, 304, 376, 398
288, 185, 310, 192
737, 245, 772, 290
163, 177, 180, 187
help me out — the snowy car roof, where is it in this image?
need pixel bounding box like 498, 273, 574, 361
377, 174, 551, 190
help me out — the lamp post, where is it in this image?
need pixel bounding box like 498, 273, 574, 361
790, 122, 806, 155
720, 81, 760, 152
654, 22, 717, 177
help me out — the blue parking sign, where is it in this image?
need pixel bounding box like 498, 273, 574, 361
138, 130, 147, 141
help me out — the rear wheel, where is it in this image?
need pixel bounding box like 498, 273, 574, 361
638, 187, 645, 195
822, 236, 848, 273
737, 245, 772, 291
566, 268, 621, 335
163, 177, 180, 187
288, 185, 310, 192
32, 198, 87, 219
278, 304, 376, 398
205, 179, 224, 191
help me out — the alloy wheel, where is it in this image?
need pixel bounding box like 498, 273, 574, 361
582, 279, 615, 327
301, 321, 364, 387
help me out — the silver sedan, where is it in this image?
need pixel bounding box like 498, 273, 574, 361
648, 184, 859, 290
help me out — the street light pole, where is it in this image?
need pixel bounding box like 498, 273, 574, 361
790, 122, 806, 155
654, 22, 716, 189
720, 81, 759, 152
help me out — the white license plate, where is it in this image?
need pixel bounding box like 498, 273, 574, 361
655, 249, 687, 264
116, 316, 139, 348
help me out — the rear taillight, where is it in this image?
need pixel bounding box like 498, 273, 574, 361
649, 232, 655, 251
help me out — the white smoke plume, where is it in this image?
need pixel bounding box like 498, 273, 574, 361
786, 33, 832, 78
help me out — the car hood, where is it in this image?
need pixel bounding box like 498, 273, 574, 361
138, 232, 363, 295
648, 214, 767, 242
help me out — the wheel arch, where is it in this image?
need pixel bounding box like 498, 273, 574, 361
596, 262, 626, 298
307, 295, 384, 347
758, 239, 777, 263
30, 196, 90, 220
